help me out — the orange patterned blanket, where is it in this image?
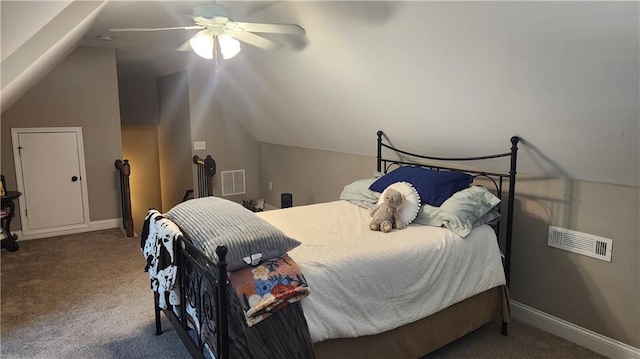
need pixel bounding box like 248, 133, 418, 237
229, 254, 310, 327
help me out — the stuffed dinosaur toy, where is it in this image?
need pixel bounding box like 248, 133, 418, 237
369, 187, 406, 233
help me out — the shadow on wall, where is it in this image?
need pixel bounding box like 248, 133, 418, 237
508, 198, 634, 344
517, 138, 576, 229
502, 138, 635, 345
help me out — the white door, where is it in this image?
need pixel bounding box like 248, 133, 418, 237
12, 128, 90, 235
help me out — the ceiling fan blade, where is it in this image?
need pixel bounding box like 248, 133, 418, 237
231, 31, 282, 50
234, 22, 305, 35
110, 25, 204, 32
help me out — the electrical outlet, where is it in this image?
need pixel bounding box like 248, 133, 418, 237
193, 141, 206, 150
268, 181, 273, 191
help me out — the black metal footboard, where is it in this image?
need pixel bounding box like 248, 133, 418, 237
154, 238, 229, 359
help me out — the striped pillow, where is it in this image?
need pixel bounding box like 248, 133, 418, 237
166, 197, 300, 271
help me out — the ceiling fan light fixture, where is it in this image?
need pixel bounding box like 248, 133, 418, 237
109, 4, 304, 61
190, 30, 214, 59
218, 34, 241, 60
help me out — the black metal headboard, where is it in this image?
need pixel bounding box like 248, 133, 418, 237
376, 131, 520, 286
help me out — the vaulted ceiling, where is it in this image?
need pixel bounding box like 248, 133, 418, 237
2, 1, 638, 186
79, 1, 280, 69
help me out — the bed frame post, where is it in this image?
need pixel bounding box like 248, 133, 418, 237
216, 246, 229, 359
376, 131, 383, 173
154, 291, 162, 335
114, 159, 134, 237
501, 136, 519, 336
193, 155, 217, 197
504, 136, 519, 287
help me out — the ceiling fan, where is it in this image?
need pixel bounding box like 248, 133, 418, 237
110, 4, 305, 60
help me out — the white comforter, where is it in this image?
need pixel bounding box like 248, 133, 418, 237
257, 200, 506, 343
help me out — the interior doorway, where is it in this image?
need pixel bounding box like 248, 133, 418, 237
121, 125, 162, 235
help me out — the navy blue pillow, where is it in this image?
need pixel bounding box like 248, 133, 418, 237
369, 167, 473, 206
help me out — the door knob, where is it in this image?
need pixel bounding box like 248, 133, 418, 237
71, 176, 78, 182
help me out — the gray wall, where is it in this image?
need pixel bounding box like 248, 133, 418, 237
157, 71, 192, 212
259, 142, 375, 206
117, 69, 162, 233
117, 63, 260, 216
512, 177, 639, 348
258, 142, 639, 348
117, 68, 160, 127
1, 46, 123, 227
187, 64, 260, 203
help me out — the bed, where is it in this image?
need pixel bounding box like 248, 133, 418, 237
141, 131, 520, 359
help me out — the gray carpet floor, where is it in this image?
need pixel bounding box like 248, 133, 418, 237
1, 229, 608, 358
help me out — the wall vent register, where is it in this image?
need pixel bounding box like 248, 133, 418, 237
547, 226, 613, 262
221, 170, 246, 196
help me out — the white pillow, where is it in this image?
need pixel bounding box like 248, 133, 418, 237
377, 182, 421, 226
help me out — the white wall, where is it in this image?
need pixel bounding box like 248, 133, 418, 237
1, 1, 106, 111
213, 1, 639, 187
0, 1, 72, 60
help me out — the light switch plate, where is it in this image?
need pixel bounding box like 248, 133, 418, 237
193, 141, 206, 150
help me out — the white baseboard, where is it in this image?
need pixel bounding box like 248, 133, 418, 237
511, 300, 640, 359
14, 218, 122, 241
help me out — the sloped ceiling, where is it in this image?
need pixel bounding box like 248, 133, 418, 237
213, 1, 639, 186
9, 1, 640, 186
1, 1, 106, 111
1, 1, 72, 60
